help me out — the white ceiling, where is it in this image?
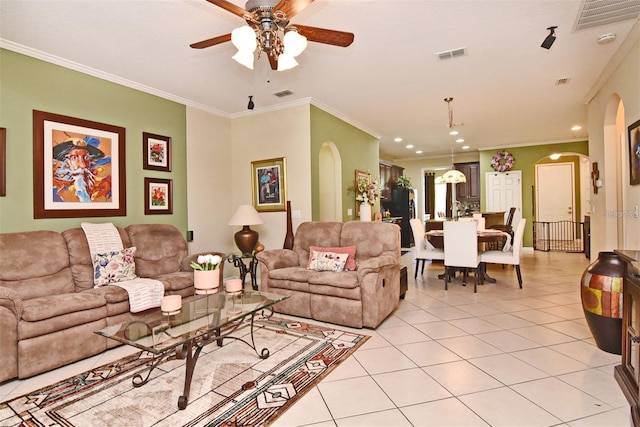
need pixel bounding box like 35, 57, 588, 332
1, 0, 639, 162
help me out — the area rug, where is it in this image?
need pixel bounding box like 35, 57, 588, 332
0, 315, 369, 426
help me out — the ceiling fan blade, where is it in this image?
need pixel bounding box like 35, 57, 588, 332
205, 0, 246, 17
190, 33, 232, 49
274, 0, 314, 20
294, 25, 354, 47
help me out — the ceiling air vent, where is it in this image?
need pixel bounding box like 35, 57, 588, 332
574, 0, 640, 31
556, 77, 571, 85
436, 47, 467, 60
273, 90, 293, 97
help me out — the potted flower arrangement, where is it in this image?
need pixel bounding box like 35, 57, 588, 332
349, 176, 380, 206
191, 254, 222, 292
349, 176, 380, 221
190, 254, 222, 271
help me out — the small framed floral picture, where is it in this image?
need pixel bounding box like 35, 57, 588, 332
144, 177, 173, 215
143, 132, 171, 172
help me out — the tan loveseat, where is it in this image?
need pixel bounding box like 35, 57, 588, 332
0, 224, 224, 382
256, 221, 401, 329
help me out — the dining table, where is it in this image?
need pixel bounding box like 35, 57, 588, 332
425, 228, 508, 284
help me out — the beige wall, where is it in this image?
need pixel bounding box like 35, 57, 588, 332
587, 21, 640, 254
230, 105, 312, 253
186, 107, 234, 256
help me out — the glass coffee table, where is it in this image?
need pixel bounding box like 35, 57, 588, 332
95, 290, 287, 410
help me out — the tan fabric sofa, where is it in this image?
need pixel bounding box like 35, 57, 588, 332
256, 221, 401, 329
0, 224, 224, 382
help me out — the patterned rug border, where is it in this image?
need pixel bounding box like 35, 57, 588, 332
0, 316, 370, 426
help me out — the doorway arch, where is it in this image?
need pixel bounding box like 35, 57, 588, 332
318, 141, 342, 221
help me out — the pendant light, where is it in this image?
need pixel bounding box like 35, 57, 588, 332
441, 97, 467, 184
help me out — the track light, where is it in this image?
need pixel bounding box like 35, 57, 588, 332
247, 96, 254, 110
541, 26, 557, 49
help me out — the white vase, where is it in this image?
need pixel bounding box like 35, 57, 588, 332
360, 203, 372, 222
194, 270, 220, 292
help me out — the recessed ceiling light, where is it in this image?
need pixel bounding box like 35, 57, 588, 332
550, 153, 561, 160
406, 144, 414, 149
456, 138, 464, 143
449, 130, 459, 135
462, 145, 470, 150
571, 125, 582, 131
415, 150, 423, 154
394, 137, 403, 142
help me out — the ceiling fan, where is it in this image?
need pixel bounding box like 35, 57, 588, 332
190, 0, 355, 71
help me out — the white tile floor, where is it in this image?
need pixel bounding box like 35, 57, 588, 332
0, 250, 631, 426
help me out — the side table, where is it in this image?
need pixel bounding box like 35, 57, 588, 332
227, 254, 258, 290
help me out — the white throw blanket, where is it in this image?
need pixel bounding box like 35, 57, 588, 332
81, 222, 164, 313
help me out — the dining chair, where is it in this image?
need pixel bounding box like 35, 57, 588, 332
487, 207, 516, 249
443, 221, 481, 293
480, 218, 527, 288
488, 207, 516, 235
409, 218, 444, 279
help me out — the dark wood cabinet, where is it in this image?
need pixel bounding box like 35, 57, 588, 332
455, 162, 480, 200
615, 249, 640, 426
379, 162, 404, 200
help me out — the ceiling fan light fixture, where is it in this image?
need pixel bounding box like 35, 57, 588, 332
232, 49, 255, 69
283, 29, 307, 57
231, 26, 257, 52
277, 53, 298, 71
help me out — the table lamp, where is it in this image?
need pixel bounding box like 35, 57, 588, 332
228, 205, 264, 255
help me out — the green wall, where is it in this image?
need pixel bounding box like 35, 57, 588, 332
0, 49, 187, 233
479, 141, 588, 246
310, 105, 379, 221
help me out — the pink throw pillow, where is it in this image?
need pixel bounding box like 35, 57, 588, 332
309, 245, 357, 271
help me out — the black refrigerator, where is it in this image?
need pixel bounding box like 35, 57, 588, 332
382, 188, 414, 248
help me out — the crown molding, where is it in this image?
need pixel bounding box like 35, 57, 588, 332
0, 39, 229, 117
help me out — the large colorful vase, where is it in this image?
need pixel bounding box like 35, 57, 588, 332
580, 251, 624, 354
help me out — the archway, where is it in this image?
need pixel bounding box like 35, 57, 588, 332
318, 142, 342, 221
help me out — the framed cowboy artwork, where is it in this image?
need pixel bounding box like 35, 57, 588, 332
33, 110, 126, 218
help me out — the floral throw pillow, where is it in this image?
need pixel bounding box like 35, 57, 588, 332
309, 246, 357, 271
93, 247, 138, 287
307, 251, 349, 272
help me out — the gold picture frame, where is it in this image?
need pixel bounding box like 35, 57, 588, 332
251, 157, 287, 212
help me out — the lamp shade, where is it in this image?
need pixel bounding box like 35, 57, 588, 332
229, 205, 263, 255
441, 169, 467, 184
228, 205, 263, 226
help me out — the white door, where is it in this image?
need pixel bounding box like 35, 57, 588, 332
485, 171, 522, 227
536, 163, 574, 222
